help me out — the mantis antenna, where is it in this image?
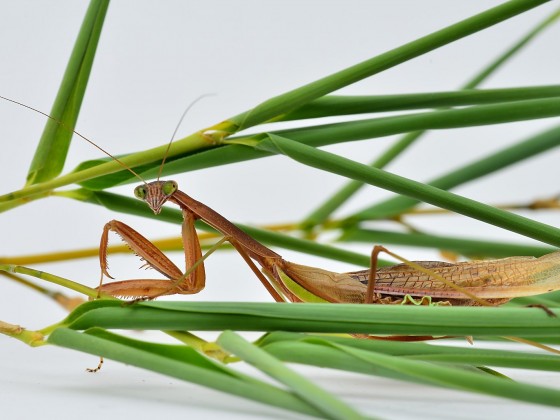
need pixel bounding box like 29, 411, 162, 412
1, 93, 213, 184
0, 94, 147, 184
156, 94, 214, 181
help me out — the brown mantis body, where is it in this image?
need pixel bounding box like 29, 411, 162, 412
98, 180, 560, 306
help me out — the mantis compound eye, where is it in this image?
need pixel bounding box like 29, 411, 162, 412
162, 180, 178, 196
134, 185, 147, 200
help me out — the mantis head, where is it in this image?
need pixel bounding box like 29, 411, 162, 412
134, 180, 178, 214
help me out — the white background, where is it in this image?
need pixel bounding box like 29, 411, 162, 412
1, 1, 560, 418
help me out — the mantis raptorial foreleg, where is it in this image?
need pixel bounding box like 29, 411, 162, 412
98, 208, 205, 298
97, 190, 286, 302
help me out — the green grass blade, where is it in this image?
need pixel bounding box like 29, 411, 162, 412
350, 124, 560, 220
301, 130, 422, 230
26, 0, 109, 185
231, 0, 550, 130
281, 86, 560, 120
263, 339, 481, 382
257, 134, 560, 247
47, 328, 325, 418
80, 96, 558, 194
509, 292, 560, 308
271, 98, 560, 146
0, 264, 98, 298
57, 299, 121, 327
71, 85, 560, 191
64, 302, 560, 337
339, 228, 555, 258
302, 114, 558, 229
217, 331, 369, 420
109, 97, 560, 190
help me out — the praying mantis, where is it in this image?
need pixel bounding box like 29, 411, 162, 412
3, 95, 560, 307
97, 177, 560, 307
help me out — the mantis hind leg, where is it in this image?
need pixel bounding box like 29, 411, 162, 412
226, 239, 286, 303
365, 245, 389, 304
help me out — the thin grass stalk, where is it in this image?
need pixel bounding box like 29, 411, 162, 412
217, 331, 368, 420
282, 85, 560, 120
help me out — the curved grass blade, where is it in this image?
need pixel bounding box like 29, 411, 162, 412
26, 0, 109, 185
256, 134, 560, 247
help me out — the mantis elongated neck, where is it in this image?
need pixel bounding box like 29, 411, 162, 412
170, 190, 282, 263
